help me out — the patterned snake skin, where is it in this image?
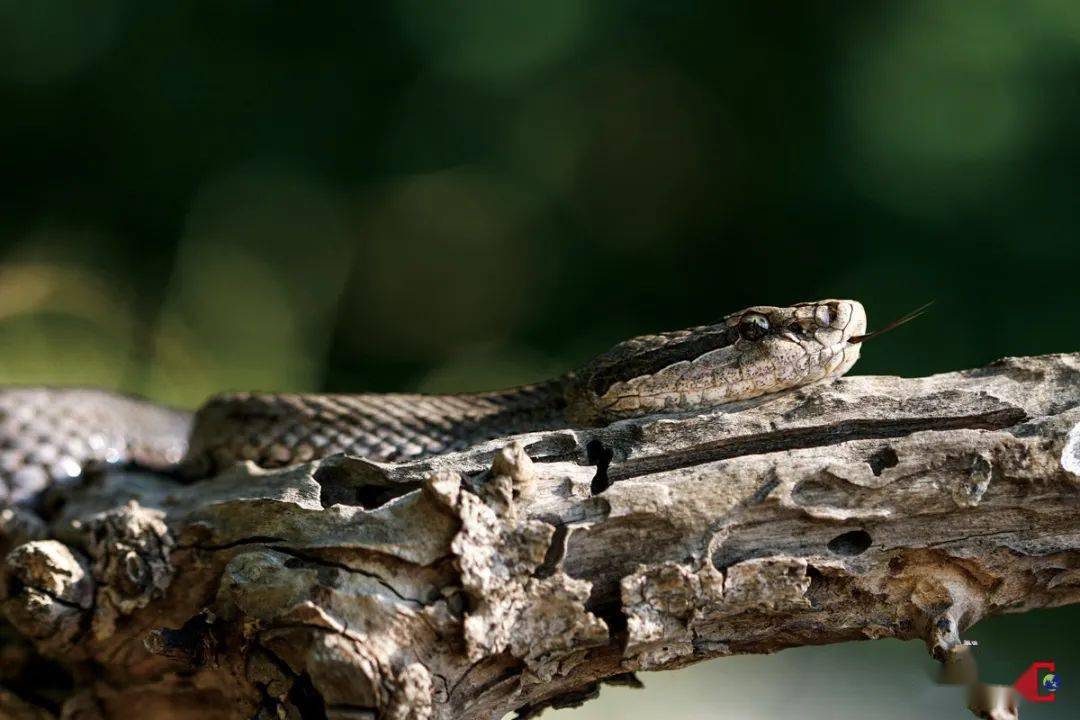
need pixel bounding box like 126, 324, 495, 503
182, 383, 567, 475
0, 389, 189, 505
0, 300, 870, 506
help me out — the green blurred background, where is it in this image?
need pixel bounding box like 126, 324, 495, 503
1, 1, 1076, 717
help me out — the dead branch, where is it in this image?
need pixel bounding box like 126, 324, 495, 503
3, 353, 1080, 719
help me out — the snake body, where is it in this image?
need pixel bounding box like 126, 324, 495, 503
0, 299, 866, 505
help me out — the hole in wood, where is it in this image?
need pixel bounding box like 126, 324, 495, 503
313, 465, 417, 509
533, 522, 569, 579
827, 529, 873, 556
790, 477, 852, 507
867, 446, 899, 476
287, 671, 330, 720
586, 439, 614, 495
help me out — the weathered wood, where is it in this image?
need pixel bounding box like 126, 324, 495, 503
2, 353, 1080, 719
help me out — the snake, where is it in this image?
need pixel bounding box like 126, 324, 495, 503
0, 298, 906, 506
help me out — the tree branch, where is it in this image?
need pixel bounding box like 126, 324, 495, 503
3, 353, 1080, 719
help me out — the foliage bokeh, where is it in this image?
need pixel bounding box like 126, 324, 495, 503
1, 2, 1077, 717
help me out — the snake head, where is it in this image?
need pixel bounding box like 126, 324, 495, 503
564, 299, 867, 424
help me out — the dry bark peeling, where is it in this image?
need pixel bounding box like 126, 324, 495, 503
2, 353, 1080, 719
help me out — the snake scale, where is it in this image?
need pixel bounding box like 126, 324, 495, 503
0, 299, 881, 506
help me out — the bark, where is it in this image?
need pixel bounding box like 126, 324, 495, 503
3, 352, 1080, 720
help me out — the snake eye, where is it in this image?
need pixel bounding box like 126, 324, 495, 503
738, 313, 770, 341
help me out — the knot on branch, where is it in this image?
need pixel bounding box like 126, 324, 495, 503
429, 457, 609, 682
2, 540, 93, 655
622, 559, 722, 669
81, 500, 175, 639
902, 557, 994, 661
622, 555, 813, 670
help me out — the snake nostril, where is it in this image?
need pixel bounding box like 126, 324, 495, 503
815, 304, 837, 328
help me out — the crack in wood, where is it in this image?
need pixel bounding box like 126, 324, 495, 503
607, 409, 1027, 481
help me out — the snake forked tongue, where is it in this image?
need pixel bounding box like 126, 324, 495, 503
848, 301, 933, 344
